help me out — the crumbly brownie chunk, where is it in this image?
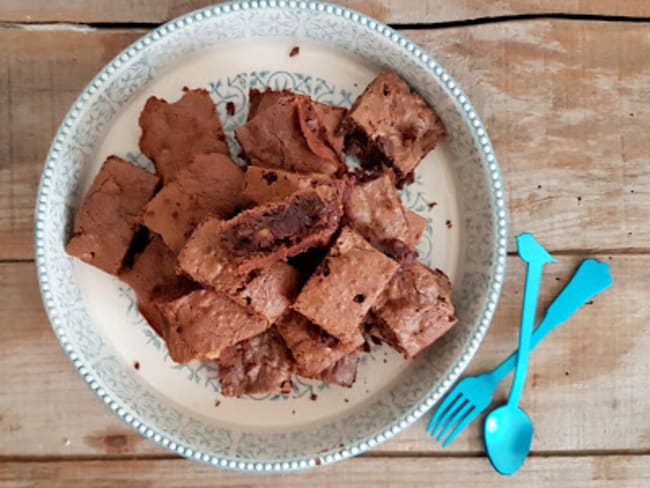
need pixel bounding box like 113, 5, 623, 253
292, 227, 399, 342
139, 88, 229, 183
345, 174, 422, 247
66, 156, 160, 275
217, 327, 295, 397
217, 261, 300, 324
277, 311, 364, 377
317, 353, 359, 387
242, 166, 331, 205
369, 263, 457, 358
142, 153, 244, 252
160, 289, 270, 363
235, 90, 347, 175
341, 71, 446, 186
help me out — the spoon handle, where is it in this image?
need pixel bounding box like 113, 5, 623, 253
488, 259, 612, 385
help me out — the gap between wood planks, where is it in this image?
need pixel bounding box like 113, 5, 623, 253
1, 12, 650, 32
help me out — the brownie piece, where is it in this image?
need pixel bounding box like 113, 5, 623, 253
66, 156, 160, 275
404, 209, 427, 245
141, 153, 244, 252
344, 174, 422, 247
216, 261, 300, 324
139, 88, 229, 183
369, 263, 458, 358
341, 71, 446, 186
292, 227, 399, 342
160, 289, 270, 363
242, 166, 331, 205
235, 91, 347, 175
317, 353, 359, 387
217, 327, 295, 397
276, 311, 364, 377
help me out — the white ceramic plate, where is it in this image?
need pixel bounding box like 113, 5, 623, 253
35, 0, 507, 472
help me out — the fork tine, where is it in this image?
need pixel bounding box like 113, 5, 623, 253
441, 405, 477, 448
426, 392, 461, 435
436, 402, 473, 442
429, 397, 467, 439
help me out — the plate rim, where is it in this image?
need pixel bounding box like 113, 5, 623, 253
34, 0, 508, 472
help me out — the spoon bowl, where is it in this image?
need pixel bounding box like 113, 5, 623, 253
484, 405, 533, 475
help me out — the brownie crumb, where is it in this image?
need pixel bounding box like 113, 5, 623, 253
586, 300, 594, 305
133, 361, 140, 370
383, 358, 387, 364
565, 371, 570, 376
310, 393, 318, 401
577, 196, 582, 202
353, 82, 358, 87
343, 398, 349, 403
370, 336, 382, 346
289, 46, 300, 57
555, 277, 561, 281
182, 86, 189, 92
262, 171, 278, 185
445, 219, 453, 229
537, 184, 542, 189
291, 409, 296, 415
353, 294, 365, 303
214, 400, 221, 407
315, 457, 322, 466
427, 201, 438, 209
226, 101, 236, 116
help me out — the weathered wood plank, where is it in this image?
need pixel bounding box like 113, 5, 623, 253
0, 0, 649, 24
2, 20, 649, 259
2, 456, 649, 487
1, 255, 648, 456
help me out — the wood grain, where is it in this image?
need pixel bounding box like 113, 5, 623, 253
2, 455, 650, 487
2, 20, 650, 260
0, 0, 649, 24
2, 255, 648, 457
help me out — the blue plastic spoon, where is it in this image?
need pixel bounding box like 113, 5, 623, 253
484, 233, 556, 475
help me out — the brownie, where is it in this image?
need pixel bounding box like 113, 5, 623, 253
369, 263, 458, 358
344, 174, 422, 247
160, 289, 270, 363
242, 166, 331, 205
317, 353, 359, 387
66, 156, 160, 275
235, 90, 347, 175
292, 227, 399, 342
341, 71, 446, 186
217, 327, 295, 397
141, 153, 244, 252
216, 261, 300, 324
276, 311, 364, 377
139, 88, 229, 183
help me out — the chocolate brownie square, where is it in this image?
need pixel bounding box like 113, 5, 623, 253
141, 153, 244, 252
160, 289, 270, 363
341, 71, 446, 186
344, 174, 423, 247
216, 261, 300, 324
242, 166, 331, 206
66, 156, 160, 275
317, 353, 359, 387
369, 263, 457, 358
276, 311, 364, 377
235, 90, 347, 175
292, 227, 399, 342
217, 327, 295, 397
139, 88, 229, 183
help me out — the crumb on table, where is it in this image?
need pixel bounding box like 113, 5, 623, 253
226, 101, 236, 116
290, 46, 300, 57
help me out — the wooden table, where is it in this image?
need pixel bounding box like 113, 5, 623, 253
2, 1, 650, 486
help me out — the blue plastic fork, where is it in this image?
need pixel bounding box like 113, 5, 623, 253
426, 258, 613, 447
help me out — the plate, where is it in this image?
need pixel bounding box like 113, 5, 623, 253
35, 0, 507, 472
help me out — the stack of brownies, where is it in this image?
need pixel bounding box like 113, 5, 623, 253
66, 71, 458, 397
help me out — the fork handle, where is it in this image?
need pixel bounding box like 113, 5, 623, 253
487, 259, 613, 385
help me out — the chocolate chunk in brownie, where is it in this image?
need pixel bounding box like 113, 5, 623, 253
141, 153, 244, 252
242, 166, 332, 205
235, 90, 347, 175
216, 261, 300, 324
317, 353, 359, 387
368, 263, 457, 358
277, 311, 364, 377
160, 289, 270, 363
341, 71, 446, 186
345, 174, 423, 247
217, 327, 295, 397
66, 156, 160, 275
139, 88, 229, 183
292, 227, 399, 343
